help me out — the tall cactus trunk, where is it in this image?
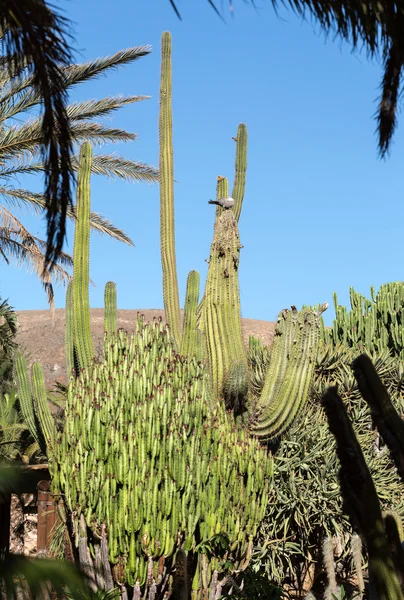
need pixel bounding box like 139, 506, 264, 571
159, 31, 181, 349
198, 178, 247, 399
73, 142, 94, 370
104, 281, 117, 336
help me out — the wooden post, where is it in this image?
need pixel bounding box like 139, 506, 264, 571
0, 492, 11, 558
37, 480, 59, 556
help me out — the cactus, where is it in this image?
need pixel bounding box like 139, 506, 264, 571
65, 280, 76, 377
231, 123, 248, 223
72, 142, 94, 370
159, 31, 181, 349
180, 271, 200, 358
249, 307, 322, 440
14, 354, 56, 457
157, 31, 323, 441
328, 282, 404, 358
104, 281, 117, 336
51, 315, 272, 596
198, 199, 247, 399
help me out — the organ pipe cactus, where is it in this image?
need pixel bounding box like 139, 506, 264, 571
158, 31, 323, 440
180, 270, 200, 358
73, 142, 94, 370
159, 31, 181, 349
104, 281, 117, 336
329, 282, 404, 357
52, 315, 273, 596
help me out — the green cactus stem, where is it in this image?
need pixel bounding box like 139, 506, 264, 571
181, 270, 200, 358
73, 142, 94, 370
231, 124, 247, 222
104, 282, 117, 336
159, 31, 181, 349
249, 307, 321, 441
65, 280, 76, 377
198, 199, 247, 399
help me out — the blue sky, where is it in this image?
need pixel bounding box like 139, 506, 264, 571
4, 0, 404, 325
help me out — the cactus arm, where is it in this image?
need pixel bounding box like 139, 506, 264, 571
65, 280, 76, 377
352, 353, 404, 481
73, 142, 94, 369
231, 124, 247, 222
180, 271, 200, 357
250, 309, 320, 440
104, 281, 117, 336
31, 362, 56, 453
159, 31, 181, 348
322, 386, 403, 600
14, 353, 45, 453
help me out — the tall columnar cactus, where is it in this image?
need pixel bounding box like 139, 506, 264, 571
231, 123, 247, 223
159, 31, 181, 349
65, 280, 75, 377
180, 270, 200, 358
157, 31, 322, 441
104, 281, 117, 336
198, 189, 247, 398
329, 282, 404, 357
52, 315, 272, 597
73, 142, 94, 370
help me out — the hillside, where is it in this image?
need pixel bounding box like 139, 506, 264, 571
15, 309, 277, 388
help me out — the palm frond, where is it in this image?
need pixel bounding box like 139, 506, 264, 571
0, 46, 152, 119
0, 120, 137, 160
0, 187, 133, 245
83, 211, 134, 245
72, 154, 159, 182
65, 95, 150, 122
0, 0, 76, 269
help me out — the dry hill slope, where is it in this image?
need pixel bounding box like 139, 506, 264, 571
16, 309, 276, 388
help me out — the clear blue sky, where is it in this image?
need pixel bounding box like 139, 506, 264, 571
4, 0, 404, 325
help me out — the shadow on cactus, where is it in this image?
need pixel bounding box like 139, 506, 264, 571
323, 354, 404, 599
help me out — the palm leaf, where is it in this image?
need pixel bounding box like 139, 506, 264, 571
0, 187, 134, 245
0, 46, 152, 119
0, 0, 76, 269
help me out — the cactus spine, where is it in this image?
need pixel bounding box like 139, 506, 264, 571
104, 281, 117, 336
73, 142, 94, 370
159, 31, 181, 349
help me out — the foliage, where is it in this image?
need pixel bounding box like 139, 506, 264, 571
254, 342, 404, 589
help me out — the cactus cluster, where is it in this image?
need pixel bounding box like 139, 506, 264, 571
329, 283, 404, 357
52, 314, 273, 594
158, 31, 324, 442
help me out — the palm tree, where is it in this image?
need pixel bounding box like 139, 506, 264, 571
0, 0, 77, 272
169, 0, 404, 157
0, 41, 158, 306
